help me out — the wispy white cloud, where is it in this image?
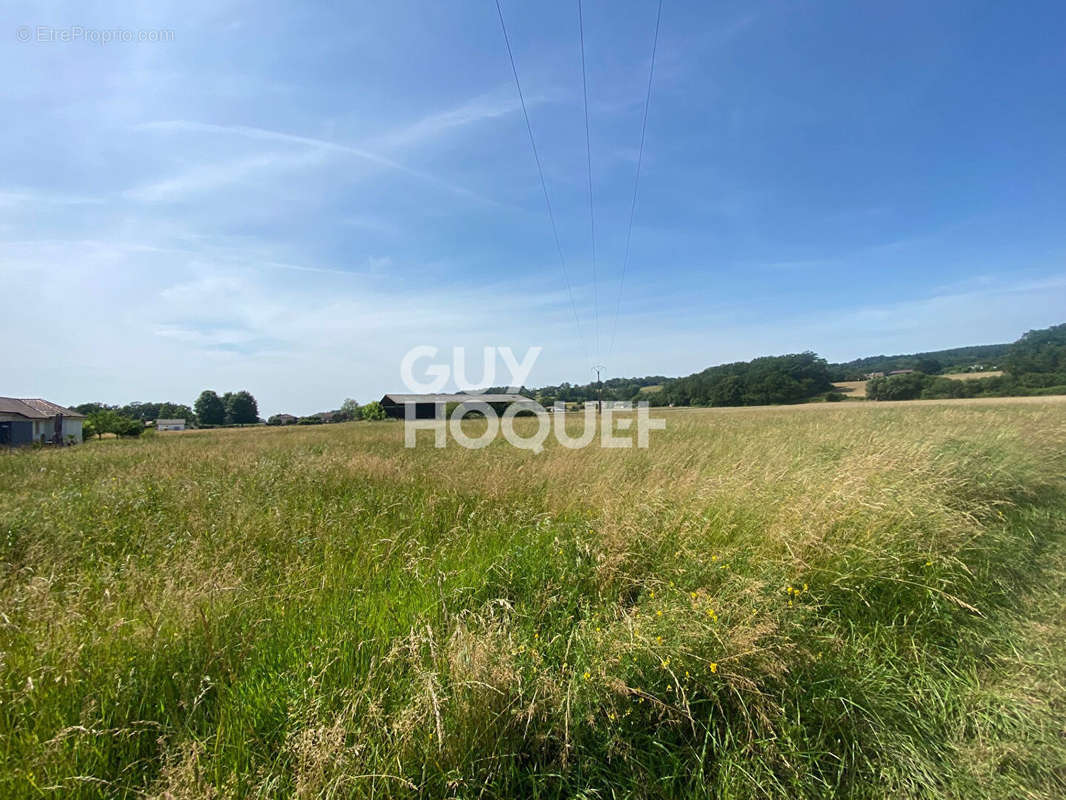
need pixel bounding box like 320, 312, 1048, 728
123, 150, 327, 202
134, 118, 500, 203
370, 89, 524, 150
0, 190, 105, 207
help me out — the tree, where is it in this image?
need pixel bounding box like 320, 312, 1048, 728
661, 352, 832, 407
113, 417, 144, 437
866, 372, 929, 401
195, 391, 225, 426
87, 409, 121, 438
1004, 322, 1066, 376
85, 409, 142, 437
913, 357, 942, 375
225, 390, 259, 425
75, 402, 115, 417
338, 398, 361, 422
361, 401, 386, 421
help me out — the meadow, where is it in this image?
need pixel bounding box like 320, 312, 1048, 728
2, 400, 1065, 798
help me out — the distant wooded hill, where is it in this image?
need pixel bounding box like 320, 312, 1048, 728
827, 343, 1011, 380
491, 322, 1063, 408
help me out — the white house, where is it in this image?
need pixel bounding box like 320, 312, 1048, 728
0, 397, 85, 446
156, 418, 186, 431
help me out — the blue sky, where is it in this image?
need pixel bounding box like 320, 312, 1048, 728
2, 0, 1064, 415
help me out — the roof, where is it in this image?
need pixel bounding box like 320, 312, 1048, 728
156, 419, 186, 425
0, 397, 85, 419
381, 393, 537, 404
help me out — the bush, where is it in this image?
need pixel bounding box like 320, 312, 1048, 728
361, 401, 386, 421
113, 417, 144, 437
867, 373, 929, 401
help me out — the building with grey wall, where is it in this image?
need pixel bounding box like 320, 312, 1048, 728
0, 397, 85, 446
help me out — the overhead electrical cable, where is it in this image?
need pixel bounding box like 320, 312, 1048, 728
494, 0, 590, 369
577, 0, 600, 363
607, 0, 663, 363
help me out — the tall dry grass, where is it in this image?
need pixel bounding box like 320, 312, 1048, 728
1, 402, 1065, 798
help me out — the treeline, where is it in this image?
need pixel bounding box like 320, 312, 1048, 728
656, 352, 833, 406
73, 401, 198, 439
267, 399, 386, 425
74, 401, 196, 423
75, 391, 262, 438
868, 323, 1066, 401
491, 355, 836, 407
480, 376, 668, 405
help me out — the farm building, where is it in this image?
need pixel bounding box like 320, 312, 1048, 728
156, 419, 186, 431
0, 397, 85, 446
380, 393, 538, 420
585, 400, 632, 411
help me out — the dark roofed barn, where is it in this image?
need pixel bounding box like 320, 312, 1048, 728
379, 393, 537, 420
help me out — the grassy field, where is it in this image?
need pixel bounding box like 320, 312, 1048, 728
831, 380, 868, 398
945, 370, 1005, 379
2, 402, 1066, 798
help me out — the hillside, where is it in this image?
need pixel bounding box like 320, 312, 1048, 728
495, 324, 1060, 408
828, 343, 1011, 380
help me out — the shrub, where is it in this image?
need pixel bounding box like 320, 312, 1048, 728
113, 417, 143, 437
867, 372, 929, 400
360, 401, 386, 421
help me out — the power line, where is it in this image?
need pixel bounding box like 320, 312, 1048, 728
494, 0, 590, 368
607, 0, 663, 363
577, 0, 599, 363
